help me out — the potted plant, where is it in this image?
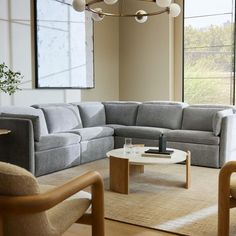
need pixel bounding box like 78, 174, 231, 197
0, 63, 22, 95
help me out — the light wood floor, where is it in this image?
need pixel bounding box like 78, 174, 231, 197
63, 220, 176, 236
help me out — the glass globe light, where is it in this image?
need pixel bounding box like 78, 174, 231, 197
156, 0, 171, 8
72, 0, 86, 12
92, 8, 105, 21
169, 3, 181, 17
104, 0, 118, 5
135, 10, 148, 23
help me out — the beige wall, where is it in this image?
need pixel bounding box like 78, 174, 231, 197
0, 0, 119, 106
82, 7, 119, 101
119, 0, 175, 101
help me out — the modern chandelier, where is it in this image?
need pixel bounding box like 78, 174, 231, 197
72, 0, 181, 23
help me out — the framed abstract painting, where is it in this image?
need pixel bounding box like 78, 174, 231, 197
34, 0, 94, 88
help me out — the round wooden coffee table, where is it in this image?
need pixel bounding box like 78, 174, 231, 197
106, 147, 191, 194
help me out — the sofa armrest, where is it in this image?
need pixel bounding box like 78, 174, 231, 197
212, 109, 234, 136
219, 114, 236, 167
0, 118, 35, 174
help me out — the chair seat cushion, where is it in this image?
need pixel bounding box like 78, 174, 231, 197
115, 126, 170, 139
48, 198, 91, 235
35, 133, 81, 151
65, 126, 114, 141
166, 130, 220, 145
40, 185, 91, 235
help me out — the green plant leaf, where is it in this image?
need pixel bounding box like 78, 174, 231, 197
0, 63, 23, 95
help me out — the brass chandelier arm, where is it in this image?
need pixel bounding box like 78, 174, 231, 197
86, 0, 156, 5
73, 0, 180, 21
86, 0, 103, 6
86, 6, 169, 17
136, 0, 156, 2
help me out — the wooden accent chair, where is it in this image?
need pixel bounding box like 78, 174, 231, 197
0, 162, 104, 236
218, 161, 236, 236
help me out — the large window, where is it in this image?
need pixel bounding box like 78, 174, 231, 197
183, 0, 236, 104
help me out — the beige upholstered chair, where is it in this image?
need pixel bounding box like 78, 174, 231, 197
218, 161, 236, 236
0, 162, 104, 236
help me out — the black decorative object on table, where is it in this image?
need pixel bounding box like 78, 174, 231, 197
159, 133, 167, 152
144, 134, 173, 155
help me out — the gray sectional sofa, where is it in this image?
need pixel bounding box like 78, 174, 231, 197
0, 101, 235, 176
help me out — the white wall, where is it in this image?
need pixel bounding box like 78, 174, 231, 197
0, 0, 119, 106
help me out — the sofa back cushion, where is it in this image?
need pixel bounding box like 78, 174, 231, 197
103, 102, 139, 126
0, 106, 48, 140
73, 102, 106, 127
34, 104, 83, 133
182, 106, 226, 131
143, 101, 188, 106
136, 103, 186, 129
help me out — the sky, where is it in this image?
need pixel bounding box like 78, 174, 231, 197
185, 0, 235, 28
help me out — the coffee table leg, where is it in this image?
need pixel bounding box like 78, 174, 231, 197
186, 151, 191, 189
129, 164, 144, 176
110, 156, 129, 194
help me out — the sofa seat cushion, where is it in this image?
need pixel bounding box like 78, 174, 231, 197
47, 194, 91, 235
115, 126, 170, 139
35, 133, 81, 152
39, 185, 91, 235
65, 127, 114, 141
166, 130, 220, 145
103, 124, 126, 129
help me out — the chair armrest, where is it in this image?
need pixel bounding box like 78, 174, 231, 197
0, 171, 104, 214
220, 161, 236, 179
218, 161, 236, 236
219, 114, 236, 167
0, 117, 35, 174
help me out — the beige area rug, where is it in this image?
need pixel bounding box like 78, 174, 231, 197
38, 159, 236, 236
